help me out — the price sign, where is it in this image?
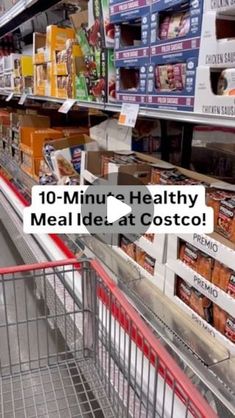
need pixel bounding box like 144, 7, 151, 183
118, 103, 139, 128
58, 99, 77, 114
19, 93, 27, 105
5, 92, 14, 102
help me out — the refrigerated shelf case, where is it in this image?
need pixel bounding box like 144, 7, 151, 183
0, 160, 234, 417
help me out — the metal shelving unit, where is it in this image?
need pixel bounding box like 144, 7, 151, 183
2, 91, 235, 128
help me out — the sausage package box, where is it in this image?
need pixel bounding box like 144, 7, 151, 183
199, 12, 235, 67
43, 134, 98, 181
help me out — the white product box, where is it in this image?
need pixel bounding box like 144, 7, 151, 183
113, 246, 166, 292
167, 259, 235, 317
204, 0, 235, 12
194, 66, 235, 117
165, 267, 235, 354
4, 53, 22, 74
199, 12, 235, 67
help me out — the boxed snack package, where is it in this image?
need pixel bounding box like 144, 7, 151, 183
75, 49, 115, 103
190, 289, 213, 323
115, 14, 150, 66
34, 62, 56, 96
46, 25, 75, 62
225, 315, 235, 342
216, 198, 235, 242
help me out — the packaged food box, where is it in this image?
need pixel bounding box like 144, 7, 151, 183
217, 199, 235, 243
120, 235, 136, 260
46, 25, 75, 62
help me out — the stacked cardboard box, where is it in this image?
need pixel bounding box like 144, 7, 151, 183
0, 53, 33, 93
194, 1, 235, 117
70, 0, 116, 103
33, 26, 77, 97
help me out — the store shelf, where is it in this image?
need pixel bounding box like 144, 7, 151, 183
2, 90, 235, 128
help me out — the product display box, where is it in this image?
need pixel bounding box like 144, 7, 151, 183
75, 49, 115, 103
147, 56, 198, 110
199, 12, 235, 67
115, 13, 150, 65
165, 267, 235, 353
194, 66, 235, 117
34, 63, 56, 97
46, 25, 75, 62
116, 63, 148, 104
204, 0, 235, 12
110, 0, 151, 23
33, 33, 47, 64
43, 134, 98, 182
88, 0, 115, 48
150, 0, 203, 60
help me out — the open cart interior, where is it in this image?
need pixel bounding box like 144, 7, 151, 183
0, 0, 235, 417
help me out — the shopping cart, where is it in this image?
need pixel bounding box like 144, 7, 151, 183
0, 258, 217, 418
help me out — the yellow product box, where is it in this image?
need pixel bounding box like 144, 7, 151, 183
46, 25, 75, 62
34, 63, 56, 96
33, 33, 47, 64
54, 44, 82, 76
56, 75, 75, 99
21, 56, 33, 77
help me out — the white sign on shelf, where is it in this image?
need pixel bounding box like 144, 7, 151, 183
5, 92, 14, 102
118, 103, 139, 128
58, 99, 77, 114
18, 93, 27, 105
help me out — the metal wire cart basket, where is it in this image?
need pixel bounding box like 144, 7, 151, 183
0, 258, 217, 418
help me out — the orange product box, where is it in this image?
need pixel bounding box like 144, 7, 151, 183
54, 44, 82, 76
34, 63, 56, 96
21, 129, 63, 157
46, 25, 75, 62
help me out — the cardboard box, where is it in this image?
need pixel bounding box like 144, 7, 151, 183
165, 267, 235, 354
115, 13, 150, 65
113, 245, 166, 291
21, 128, 62, 156
199, 12, 235, 67
116, 63, 148, 104
4, 53, 21, 74
204, 0, 235, 12
46, 25, 75, 62
34, 62, 56, 96
88, 0, 115, 48
44, 134, 98, 180
33, 33, 47, 64
21, 56, 33, 77
147, 57, 197, 110
150, 1, 202, 61
194, 66, 235, 117
167, 258, 235, 317
110, 0, 151, 23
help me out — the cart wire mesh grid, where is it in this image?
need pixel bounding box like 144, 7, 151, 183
0, 258, 217, 418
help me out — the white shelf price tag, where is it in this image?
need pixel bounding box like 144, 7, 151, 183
118, 103, 139, 127
5, 92, 14, 102
19, 93, 27, 105
58, 99, 76, 114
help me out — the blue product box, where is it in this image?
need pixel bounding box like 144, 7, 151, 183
146, 55, 198, 111
110, 0, 151, 23
150, 0, 203, 61
115, 13, 150, 65
151, 0, 203, 13
116, 63, 148, 104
